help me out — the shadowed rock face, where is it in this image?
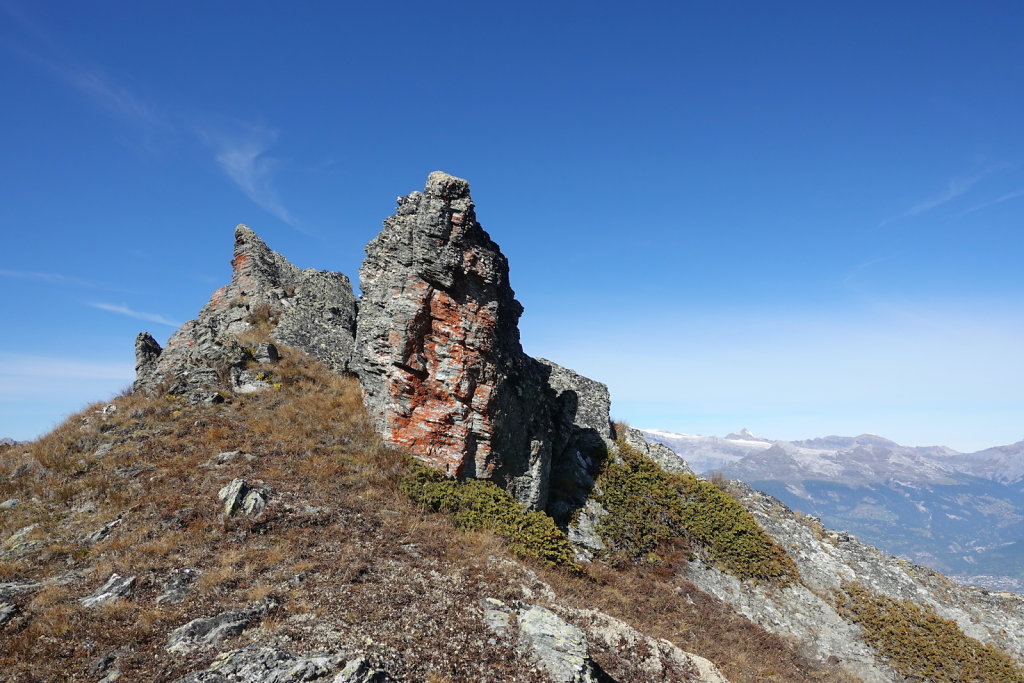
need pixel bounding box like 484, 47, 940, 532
354, 172, 606, 508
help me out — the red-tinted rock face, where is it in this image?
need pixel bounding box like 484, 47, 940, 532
356, 173, 557, 506
355, 173, 524, 483
354, 172, 614, 510
384, 284, 500, 478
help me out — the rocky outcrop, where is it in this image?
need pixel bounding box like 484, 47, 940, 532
481, 598, 601, 682
560, 607, 729, 682
131, 173, 615, 510
166, 599, 277, 653
134, 225, 357, 397
174, 648, 390, 683
80, 573, 135, 608
354, 172, 611, 509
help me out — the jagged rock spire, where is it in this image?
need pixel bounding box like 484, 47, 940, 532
354, 172, 612, 508
133, 224, 357, 396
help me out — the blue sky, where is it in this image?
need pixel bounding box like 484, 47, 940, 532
2, 1, 1022, 451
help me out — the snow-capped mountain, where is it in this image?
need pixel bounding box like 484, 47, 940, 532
641, 428, 1024, 591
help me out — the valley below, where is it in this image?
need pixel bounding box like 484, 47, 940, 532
642, 429, 1024, 592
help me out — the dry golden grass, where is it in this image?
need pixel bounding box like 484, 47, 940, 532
0, 346, 849, 682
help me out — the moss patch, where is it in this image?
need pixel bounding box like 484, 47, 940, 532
835, 582, 1024, 682
400, 460, 580, 571
594, 442, 798, 584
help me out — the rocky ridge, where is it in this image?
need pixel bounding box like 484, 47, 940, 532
136, 172, 607, 515
642, 428, 1024, 588
4, 172, 1024, 681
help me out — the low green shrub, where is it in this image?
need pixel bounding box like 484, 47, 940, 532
835, 582, 1024, 682
595, 442, 798, 584
400, 460, 579, 571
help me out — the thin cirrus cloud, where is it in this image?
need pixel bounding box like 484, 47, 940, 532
89, 302, 181, 328
1, 3, 297, 226
199, 124, 297, 227
959, 187, 1024, 217
879, 163, 1016, 226
902, 172, 983, 217
0, 269, 103, 288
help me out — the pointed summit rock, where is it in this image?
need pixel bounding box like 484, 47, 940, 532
354, 172, 612, 508
134, 225, 356, 396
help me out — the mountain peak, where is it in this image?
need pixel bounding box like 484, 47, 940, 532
725, 428, 769, 442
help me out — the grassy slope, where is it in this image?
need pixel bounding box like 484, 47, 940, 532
0, 348, 845, 682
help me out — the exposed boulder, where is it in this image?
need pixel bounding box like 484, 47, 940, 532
174, 647, 350, 682
166, 599, 277, 653
134, 225, 357, 397
219, 478, 269, 517
561, 607, 729, 682
481, 598, 600, 682
80, 573, 135, 608
621, 426, 693, 475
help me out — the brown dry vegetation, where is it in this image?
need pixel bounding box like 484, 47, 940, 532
1, 348, 845, 682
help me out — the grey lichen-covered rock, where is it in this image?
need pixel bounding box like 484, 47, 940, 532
482, 599, 599, 682
565, 498, 608, 560
174, 647, 351, 682
517, 604, 599, 683
621, 426, 693, 475
2, 523, 41, 557
133, 224, 356, 398
156, 568, 198, 605
0, 602, 17, 625
560, 607, 729, 682
166, 600, 277, 653
80, 573, 135, 608
332, 657, 389, 683
353, 172, 614, 510
218, 478, 268, 517
81, 516, 122, 544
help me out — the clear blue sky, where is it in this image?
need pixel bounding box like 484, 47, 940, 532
2, 1, 1022, 451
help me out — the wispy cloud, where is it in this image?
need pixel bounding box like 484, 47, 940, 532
880, 163, 1015, 227
1, 4, 161, 131
2, 4, 298, 226
60, 67, 162, 128
903, 173, 983, 217
959, 187, 1024, 217
89, 302, 181, 327
0, 269, 101, 288
199, 124, 296, 226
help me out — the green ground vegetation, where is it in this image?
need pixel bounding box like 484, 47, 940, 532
594, 441, 798, 584
835, 582, 1024, 682
400, 460, 580, 571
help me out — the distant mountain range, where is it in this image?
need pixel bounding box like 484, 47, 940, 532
0, 438, 17, 446
642, 428, 1024, 591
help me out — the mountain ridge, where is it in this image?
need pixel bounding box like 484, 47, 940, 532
3, 172, 1023, 681
642, 427, 1024, 590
